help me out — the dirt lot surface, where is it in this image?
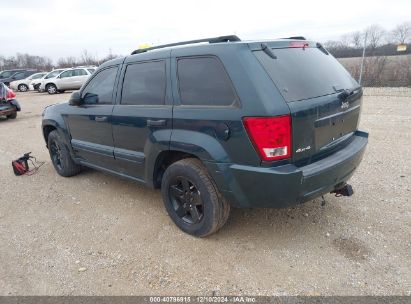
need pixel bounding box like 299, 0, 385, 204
0, 90, 410, 296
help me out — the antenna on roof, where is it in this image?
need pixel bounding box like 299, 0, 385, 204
131, 35, 241, 55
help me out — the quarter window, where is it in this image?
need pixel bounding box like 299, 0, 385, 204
177, 57, 237, 106
81, 66, 118, 105
121, 61, 166, 106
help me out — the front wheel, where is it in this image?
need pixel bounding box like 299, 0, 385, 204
47, 130, 81, 177
161, 158, 230, 237
18, 84, 29, 92
46, 84, 57, 94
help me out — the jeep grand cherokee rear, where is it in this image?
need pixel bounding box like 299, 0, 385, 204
215, 39, 368, 209
42, 36, 368, 237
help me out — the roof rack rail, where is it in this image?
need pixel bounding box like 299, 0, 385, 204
284, 36, 306, 40
131, 35, 241, 55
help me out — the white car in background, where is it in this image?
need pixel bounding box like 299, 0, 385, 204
34, 69, 67, 92
40, 66, 96, 94
9, 72, 47, 92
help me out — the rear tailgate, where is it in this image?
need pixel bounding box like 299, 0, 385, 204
253, 41, 362, 163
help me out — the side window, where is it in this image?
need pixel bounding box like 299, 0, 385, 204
177, 57, 237, 106
13, 72, 26, 80
87, 68, 96, 74
121, 61, 166, 106
73, 69, 88, 76
60, 70, 73, 78
81, 66, 118, 105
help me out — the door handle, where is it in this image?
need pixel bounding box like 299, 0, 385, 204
95, 116, 108, 122
147, 119, 166, 127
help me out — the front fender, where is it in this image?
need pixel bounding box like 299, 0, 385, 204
42, 105, 75, 157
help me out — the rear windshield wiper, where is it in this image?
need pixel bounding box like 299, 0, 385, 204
261, 43, 277, 59
316, 42, 329, 55
334, 87, 360, 100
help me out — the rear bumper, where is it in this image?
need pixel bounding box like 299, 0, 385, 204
207, 130, 368, 208
0, 105, 17, 116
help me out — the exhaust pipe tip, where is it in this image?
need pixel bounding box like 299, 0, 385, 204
331, 183, 354, 197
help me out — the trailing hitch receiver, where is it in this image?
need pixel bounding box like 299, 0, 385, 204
331, 183, 354, 197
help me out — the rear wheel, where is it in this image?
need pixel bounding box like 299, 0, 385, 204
18, 84, 29, 92
6, 112, 17, 119
161, 158, 230, 237
46, 84, 57, 94
47, 130, 81, 177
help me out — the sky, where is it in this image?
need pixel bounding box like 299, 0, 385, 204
0, 0, 410, 62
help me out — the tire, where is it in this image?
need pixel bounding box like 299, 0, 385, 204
161, 158, 230, 237
46, 84, 57, 94
47, 130, 81, 177
6, 112, 17, 119
18, 84, 29, 92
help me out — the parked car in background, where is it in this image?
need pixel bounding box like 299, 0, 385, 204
10, 72, 47, 92
0, 69, 26, 80
35, 69, 67, 92
0, 69, 40, 87
40, 67, 96, 94
0, 82, 20, 119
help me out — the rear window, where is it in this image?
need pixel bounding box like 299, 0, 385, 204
254, 47, 358, 102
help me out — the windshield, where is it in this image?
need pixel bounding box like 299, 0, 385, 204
31, 73, 44, 79
254, 47, 358, 102
45, 70, 64, 79
0, 71, 15, 78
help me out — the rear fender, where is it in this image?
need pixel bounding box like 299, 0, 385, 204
165, 129, 232, 192
170, 129, 230, 162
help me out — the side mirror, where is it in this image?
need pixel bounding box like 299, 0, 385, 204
69, 91, 82, 106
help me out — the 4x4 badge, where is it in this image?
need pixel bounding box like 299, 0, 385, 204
341, 101, 349, 109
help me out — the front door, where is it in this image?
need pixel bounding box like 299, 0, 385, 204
112, 58, 172, 181
64, 65, 120, 169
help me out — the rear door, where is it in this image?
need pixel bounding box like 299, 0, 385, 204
254, 42, 362, 163
112, 57, 172, 181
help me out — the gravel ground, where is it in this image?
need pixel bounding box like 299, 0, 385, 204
0, 90, 410, 296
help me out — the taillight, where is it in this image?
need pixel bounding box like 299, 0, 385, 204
243, 115, 292, 161
6, 89, 16, 100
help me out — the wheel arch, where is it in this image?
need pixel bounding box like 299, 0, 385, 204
43, 124, 57, 145
45, 82, 58, 90
151, 150, 200, 188
42, 119, 72, 153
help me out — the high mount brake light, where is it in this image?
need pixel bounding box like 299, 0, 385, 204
243, 115, 292, 161
289, 41, 309, 48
